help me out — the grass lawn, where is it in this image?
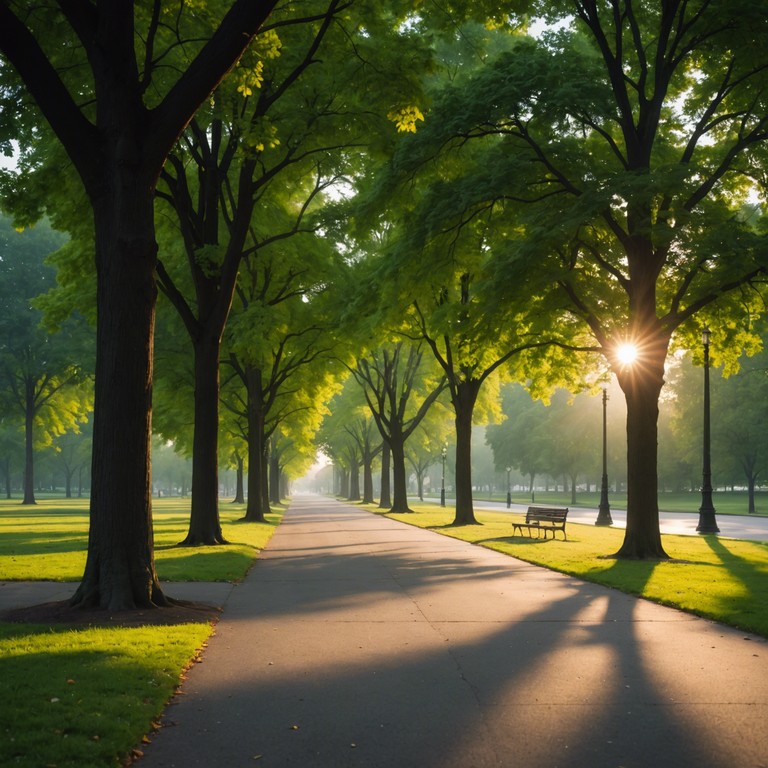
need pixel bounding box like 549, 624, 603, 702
384, 504, 768, 639
0, 497, 280, 768
0, 497, 279, 581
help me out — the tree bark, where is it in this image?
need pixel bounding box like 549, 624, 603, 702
612, 334, 669, 559
242, 368, 268, 522
179, 332, 227, 545
71, 183, 166, 610
389, 438, 412, 513
452, 381, 481, 525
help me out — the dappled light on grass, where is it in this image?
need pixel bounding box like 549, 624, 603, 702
390, 504, 768, 638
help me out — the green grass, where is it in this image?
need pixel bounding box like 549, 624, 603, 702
0, 497, 281, 581
0, 497, 281, 767
0, 621, 212, 768
384, 504, 768, 638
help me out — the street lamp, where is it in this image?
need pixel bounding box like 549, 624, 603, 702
506, 467, 512, 508
440, 445, 447, 508
697, 327, 720, 534
595, 387, 613, 526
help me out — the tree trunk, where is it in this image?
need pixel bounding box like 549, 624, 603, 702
612, 338, 669, 559
389, 437, 412, 512
232, 453, 245, 503
747, 473, 756, 514
22, 379, 36, 505
71, 186, 166, 610
269, 446, 281, 505
180, 332, 227, 544
452, 381, 481, 525
362, 455, 374, 503
242, 372, 267, 522
348, 461, 361, 501
261, 442, 271, 513
378, 442, 391, 508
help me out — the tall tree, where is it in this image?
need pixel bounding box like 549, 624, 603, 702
391, 3, 768, 555
154, 0, 349, 545
0, 1, 280, 609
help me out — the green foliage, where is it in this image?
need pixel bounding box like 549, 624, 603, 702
0, 214, 93, 450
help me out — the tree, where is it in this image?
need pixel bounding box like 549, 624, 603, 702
0, 215, 91, 504
350, 342, 447, 513
393, 3, 768, 555
673, 348, 768, 513
154, 0, 350, 545
0, 1, 280, 609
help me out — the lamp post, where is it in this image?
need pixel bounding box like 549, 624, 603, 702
506, 467, 512, 509
595, 387, 613, 526
440, 445, 447, 508
697, 327, 720, 534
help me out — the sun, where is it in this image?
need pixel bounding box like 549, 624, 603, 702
616, 343, 638, 365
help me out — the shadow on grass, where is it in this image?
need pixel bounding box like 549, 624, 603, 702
476, 535, 560, 547
0, 530, 88, 557
702, 535, 768, 630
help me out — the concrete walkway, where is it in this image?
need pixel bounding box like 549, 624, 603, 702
137, 495, 768, 768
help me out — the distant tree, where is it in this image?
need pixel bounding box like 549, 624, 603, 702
673, 349, 768, 513
0, 216, 91, 505
350, 342, 447, 513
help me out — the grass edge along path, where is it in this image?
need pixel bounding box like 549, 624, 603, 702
0, 499, 284, 768
382, 504, 768, 639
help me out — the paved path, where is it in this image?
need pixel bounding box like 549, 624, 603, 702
138, 495, 768, 768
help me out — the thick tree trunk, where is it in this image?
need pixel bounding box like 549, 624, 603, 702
71, 188, 166, 610
378, 442, 391, 508
389, 438, 412, 513
180, 334, 227, 544
452, 381, 481, 525
612, 337, 669, 559
22, 382, 36, 505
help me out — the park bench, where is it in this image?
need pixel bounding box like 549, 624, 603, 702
511, 506, 569, 541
